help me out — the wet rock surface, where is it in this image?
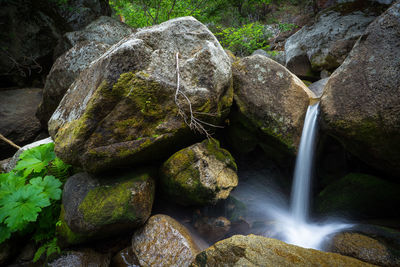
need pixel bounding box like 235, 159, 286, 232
48, 249, 110, 267
160, 139, 238, 206
131, 214, 200, 267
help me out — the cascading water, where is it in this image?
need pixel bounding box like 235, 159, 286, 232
228, 101, 351, 250
273, 101, 351, 249
290, 102, 320, 222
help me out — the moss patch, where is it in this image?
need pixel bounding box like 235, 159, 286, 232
78, 171, 152, 226
316, 173, 400, 219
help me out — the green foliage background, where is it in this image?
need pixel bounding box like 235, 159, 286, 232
109, 0, 301, 56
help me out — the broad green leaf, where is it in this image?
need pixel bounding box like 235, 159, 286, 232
30, 176, 62, 201
14, 143, 56, 176
0, 186, 50, 230
0, 172, 25, 199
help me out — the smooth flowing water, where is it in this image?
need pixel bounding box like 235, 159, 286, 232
278, 101, 351, 249
291, 102, 320, 222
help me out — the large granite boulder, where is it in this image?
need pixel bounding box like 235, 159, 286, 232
160, 139, 238, 206
316, 173, 400, 219
320, 2, 400, 175
37, 41, 110, 126
131, 214, 200, 267
229, 55, 316, 162
285, 2, 387, 77
191, 235, 374, 266
48, 17, 233, 173
58, 171, 154, 245
0, 88, 42, 159
38, 17, 135, 126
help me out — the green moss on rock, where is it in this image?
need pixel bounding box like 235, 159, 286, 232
160, 139, 238, 206
316, 173, 400, 219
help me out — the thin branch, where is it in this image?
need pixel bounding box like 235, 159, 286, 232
167, 0, 177, 20
189, 0, 206, 15
0, 134, 21, 150
174, 52, 223, 138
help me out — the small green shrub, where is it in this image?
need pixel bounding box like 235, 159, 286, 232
0, 143, 71, 261
215, 22, 271, 56
278, 22, 297, 32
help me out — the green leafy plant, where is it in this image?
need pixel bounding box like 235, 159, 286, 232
215, 22, 271, 56
278, 22, 297, 32
0, 143, 71, 261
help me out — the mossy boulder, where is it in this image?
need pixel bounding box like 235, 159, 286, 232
57, 171, 155, 245
285, 1, 387, 77
48, 16, 233, 173
160, 139, 238, 206
320, 2, 400, 176
316, 173, 400, 219
229, 55, 316, 161
190, 235, 374, 266
131, 214, 200, 267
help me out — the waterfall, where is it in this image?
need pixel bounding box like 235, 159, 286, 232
290, 102, 320, 222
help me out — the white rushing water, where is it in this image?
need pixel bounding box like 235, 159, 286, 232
278, 102, 351, 249
291, 102, 320, 222
231, 101, 351, 250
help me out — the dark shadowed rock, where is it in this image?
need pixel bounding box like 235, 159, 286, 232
0, 88, 42, 159
160, 139, 238, 206
321, 2, 400, 175
131, 214, 200, 267
316, 173, 400, 219
58, 171, 154, 245
0, 0, 110, 88
229, 55, 315, 162
48, 17, 232, 173
191, 235, 374, 266
111, 247, 140, 267
54, 0, 111, 32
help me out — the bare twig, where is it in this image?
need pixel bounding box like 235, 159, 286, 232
0, 134, 21, 150
167, 0, 177, 20
174, 52, 223, 138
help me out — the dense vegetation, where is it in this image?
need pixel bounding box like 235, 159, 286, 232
0, 143, 71, 262
109, 0, 301, 55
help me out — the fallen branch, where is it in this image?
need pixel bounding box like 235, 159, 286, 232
0, 134, 21, 150
174, 52, 223, 138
